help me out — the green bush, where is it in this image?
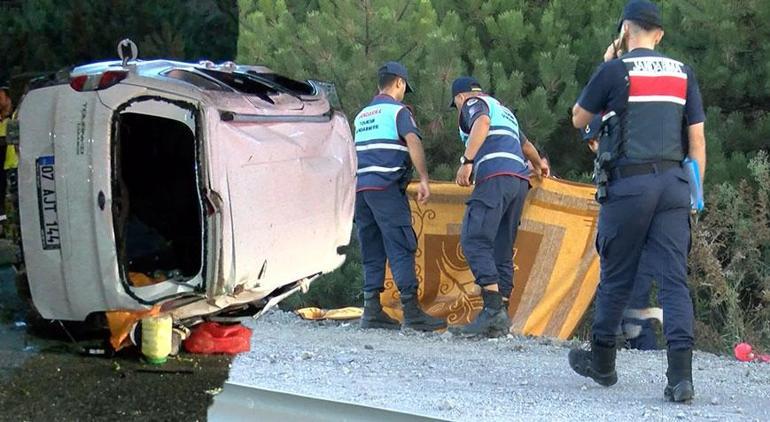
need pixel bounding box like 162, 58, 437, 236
689, 152, 770, 353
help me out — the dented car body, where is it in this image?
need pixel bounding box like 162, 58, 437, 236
17, 59, 355, 326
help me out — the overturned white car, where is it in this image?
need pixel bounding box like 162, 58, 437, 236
14, 46, 355, 341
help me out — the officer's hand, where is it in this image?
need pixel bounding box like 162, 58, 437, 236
539, 159, 550, 178
416, 179, 431, 205
587, 139, 599, 153
456, 164, 472, 187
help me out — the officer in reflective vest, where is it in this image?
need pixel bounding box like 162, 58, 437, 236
354, 61, 445, 332
584, 116, 658, 351
568, 0, 707, 403
448, 76, 549, 337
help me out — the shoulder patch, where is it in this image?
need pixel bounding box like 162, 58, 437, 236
466, 98, 479, 106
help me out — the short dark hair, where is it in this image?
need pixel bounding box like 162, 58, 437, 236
627, 19, 660, 32
378, 73, 399, 90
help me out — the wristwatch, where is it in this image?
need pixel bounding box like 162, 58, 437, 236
460, 155, 474, 165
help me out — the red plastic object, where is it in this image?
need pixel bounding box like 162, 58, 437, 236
735, 343, 755, 362
184, 322, 252, 355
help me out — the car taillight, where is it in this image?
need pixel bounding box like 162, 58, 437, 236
69, 71, 128, 92
98, 71, 128, 89
69, 75, 88, 91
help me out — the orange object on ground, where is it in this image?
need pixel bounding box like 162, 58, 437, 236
295, 307, 363, 321
106, 305, 161, 351
184, 322, 252, 355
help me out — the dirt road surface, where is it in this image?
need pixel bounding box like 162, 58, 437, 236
228, 311, 770, 421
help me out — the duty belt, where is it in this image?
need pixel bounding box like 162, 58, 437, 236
610, 160, 681, 181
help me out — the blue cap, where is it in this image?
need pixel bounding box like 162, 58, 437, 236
449, 76, 483, 108
582, 115, 603, 141
378, 61, 413, 93
619, 0, 662, 31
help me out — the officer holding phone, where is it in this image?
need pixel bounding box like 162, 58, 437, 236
567, 0, 706, 403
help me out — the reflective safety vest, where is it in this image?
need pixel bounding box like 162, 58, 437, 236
4, 110, 18, 170
458, 95, 527, 183
600, 55, 688, 163
353, 98, 411, 191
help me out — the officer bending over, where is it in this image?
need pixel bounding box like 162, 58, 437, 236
449, 76, 548, 337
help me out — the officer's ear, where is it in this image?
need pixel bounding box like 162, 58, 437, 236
396, 77, 406, 92
655, 29, 665, 45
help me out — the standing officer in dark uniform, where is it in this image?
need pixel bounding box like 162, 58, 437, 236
354, 61, 446, 332
448, 77, 549, 337
584, 116, 659, 351
568, 0, 706, 403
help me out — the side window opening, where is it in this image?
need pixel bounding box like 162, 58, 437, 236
163, 69, 230, 91
246, 71, 316, 96
197, 69, 278, 104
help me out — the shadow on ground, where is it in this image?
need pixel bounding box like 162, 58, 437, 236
0, 264, 232, 421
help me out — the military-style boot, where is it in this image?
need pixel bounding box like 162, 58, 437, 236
664, 348, 694, 403
568, 340, 618, 387
450, 289, 510, 337
360, 290, 400, 330
401, 289, 446, 332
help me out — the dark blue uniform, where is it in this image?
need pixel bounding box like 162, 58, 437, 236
354, 94, 421, 294
584, 115, 658, 350
458, 96, 530, 300
578, 48, 705, 351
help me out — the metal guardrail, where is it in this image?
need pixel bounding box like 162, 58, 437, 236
208, 382, 449, 422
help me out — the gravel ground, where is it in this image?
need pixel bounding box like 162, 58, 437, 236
228, 310, 770, 421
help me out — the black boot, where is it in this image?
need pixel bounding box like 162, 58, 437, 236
360, 290, 400, 330
450, 289, 510, 337
401, 289, 446, 332
568, 340, 618, 387
664, 348, 694, 402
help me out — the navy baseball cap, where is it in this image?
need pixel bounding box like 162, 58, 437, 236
448, 76, 483, 108
378, 61, 413, 93
582, 115, 603, 141
618, 0, 662, 31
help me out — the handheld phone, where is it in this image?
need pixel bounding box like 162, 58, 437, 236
615, 24, 627, 58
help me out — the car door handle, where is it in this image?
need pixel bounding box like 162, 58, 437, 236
98, 191, 106, 210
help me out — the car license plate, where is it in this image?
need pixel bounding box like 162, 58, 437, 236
36, 156, 60, 250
